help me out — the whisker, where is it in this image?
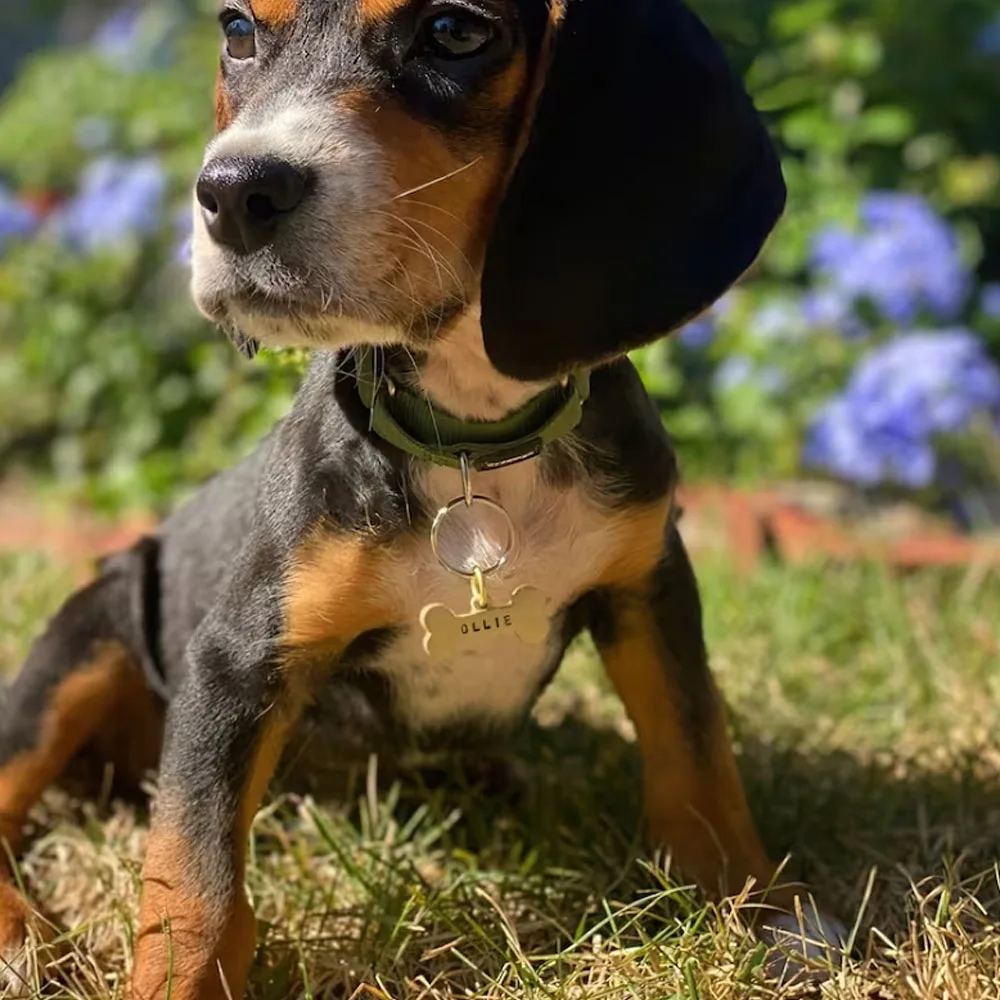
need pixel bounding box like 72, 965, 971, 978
374, 209, 467, 294
394, 198, 469, 227
393, 223, 453, 303
402, 344, 444, 449
390, 158, 483, 202
399, 215, 475, 283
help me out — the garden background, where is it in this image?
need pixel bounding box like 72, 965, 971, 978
2, 4, 1000, 999
2, 0, 1000, 526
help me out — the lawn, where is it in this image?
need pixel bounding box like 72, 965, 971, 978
1, 546, 999, 999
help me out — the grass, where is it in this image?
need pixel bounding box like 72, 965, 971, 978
1, 547, 1000, 999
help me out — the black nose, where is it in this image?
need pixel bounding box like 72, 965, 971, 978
196, 156, 309, 254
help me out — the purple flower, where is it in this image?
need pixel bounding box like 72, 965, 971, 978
811, 228, 856, 273
810, 192, 970, 327
805, 396, 916, 487
174, 206, 193, 265
801, 288, 869, 339
976, 14, 1000, 55
92, 5, 177, 73
804, 329, 1000, 488
713, 355, 754, 392
0, 185, 40, 254
750, 299, 804, 342
678, 316, 715, 349
980, 282, 1000, 319
56, 156, 166, 253
676, 293, 738, 350
93, 7, 144, 67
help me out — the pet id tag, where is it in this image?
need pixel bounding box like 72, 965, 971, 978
420, 455, 549, 657
421, 569, 549, 657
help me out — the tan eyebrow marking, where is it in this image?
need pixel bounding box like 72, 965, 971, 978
250, 0, 300, 26
215, 68, 234, 132
358, 0, 410, 25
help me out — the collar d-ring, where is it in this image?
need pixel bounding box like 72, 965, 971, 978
459, 453, 474, 507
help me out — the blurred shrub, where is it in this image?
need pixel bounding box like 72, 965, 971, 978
634, 0, 1000, 525
0, 3, 300, 511
0, 0, 999, 525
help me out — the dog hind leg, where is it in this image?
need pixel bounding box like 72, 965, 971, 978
0, 541, 165, 992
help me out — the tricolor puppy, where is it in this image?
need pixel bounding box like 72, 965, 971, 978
0, 0, 845, 996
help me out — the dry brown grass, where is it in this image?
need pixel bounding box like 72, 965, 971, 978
1, 550, 999, 999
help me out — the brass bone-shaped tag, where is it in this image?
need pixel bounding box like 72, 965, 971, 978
420, 586, 548, 658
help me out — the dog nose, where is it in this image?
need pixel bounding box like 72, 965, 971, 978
196, 156, 308, 254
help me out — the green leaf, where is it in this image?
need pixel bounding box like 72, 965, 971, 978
856, 105, 916, 145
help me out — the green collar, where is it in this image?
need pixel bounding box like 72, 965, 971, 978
354, 348, 590, 471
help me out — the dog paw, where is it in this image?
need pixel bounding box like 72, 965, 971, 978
760, 908, 850, 984
0, 885, 47, 998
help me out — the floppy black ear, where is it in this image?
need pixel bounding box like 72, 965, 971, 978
481, 0, 786, 381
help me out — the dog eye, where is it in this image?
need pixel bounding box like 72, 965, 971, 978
421, 9, 497, 59
221, 13, 256, 60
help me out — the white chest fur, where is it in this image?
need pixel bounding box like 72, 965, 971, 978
373, 460, 616, 732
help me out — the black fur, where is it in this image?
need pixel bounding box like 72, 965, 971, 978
481, 0, 786, 379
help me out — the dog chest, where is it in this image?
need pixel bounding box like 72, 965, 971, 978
362, 464, 617, 732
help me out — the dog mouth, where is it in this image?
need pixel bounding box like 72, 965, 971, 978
196, 251, 469, 349
194, 250, 355, 327
212, 284, 325, 321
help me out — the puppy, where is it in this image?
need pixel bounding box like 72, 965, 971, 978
0, 1, 844, 996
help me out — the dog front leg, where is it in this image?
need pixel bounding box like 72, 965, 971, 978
129, 530, 391, 1000
594, 523, 848, 977
129, 626, 300, 1000
593, 525, 782, 901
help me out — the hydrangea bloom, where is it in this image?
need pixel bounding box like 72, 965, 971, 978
810, 192, 970, 327
0, 185, 40, 254
976, 13, 1000, 55
713, 354, 754, 391
93, 7, 144, 67
174, 207, 193, 265
750, 299, 804, 342
93, 5, 178, 73
677, 316, 715, 349
801, 287, 868, 339
56, 157, 166, 253
980, 282, 1000, 319
675, 291, 737, 349
804, 329, 1000, 488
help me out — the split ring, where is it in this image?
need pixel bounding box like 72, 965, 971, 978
430, 495, 515, 578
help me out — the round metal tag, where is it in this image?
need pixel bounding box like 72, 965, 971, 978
430, 495, 515, 578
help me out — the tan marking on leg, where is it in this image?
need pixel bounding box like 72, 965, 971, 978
0, 881, 46, 993
281, 534, 393, 656
0, 643, 134, 873
90, 663, 164, 790
597, 598, 782, 901
131, 825, 217, 1000
596, 500, 673, 589
0, 644, 135, 984
132, 712, 297, 1000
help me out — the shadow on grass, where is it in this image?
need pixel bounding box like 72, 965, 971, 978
244, 711, 1000, 997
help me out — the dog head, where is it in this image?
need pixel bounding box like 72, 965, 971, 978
192, 0, 785, 380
